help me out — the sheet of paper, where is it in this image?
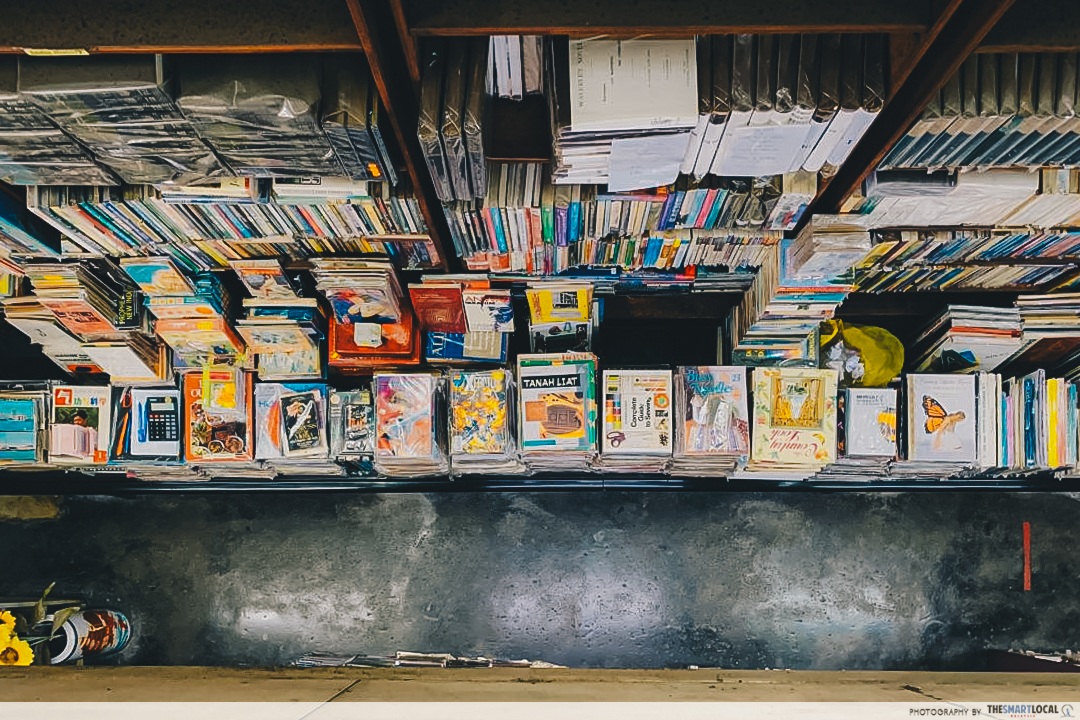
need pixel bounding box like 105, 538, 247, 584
607, 132, 690, 192
570, 39, 698, 132
711, 124, 816, 177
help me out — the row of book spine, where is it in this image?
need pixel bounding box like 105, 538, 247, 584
24, 186, 438, 270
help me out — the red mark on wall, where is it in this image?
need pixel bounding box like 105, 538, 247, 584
1023, 521, 1032, 592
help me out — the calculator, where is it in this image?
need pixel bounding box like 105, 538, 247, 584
130, 389, 181, 456
145, 397, 179, 442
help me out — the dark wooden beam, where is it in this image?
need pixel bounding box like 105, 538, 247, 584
346, 0, 452, 270
401, 0, 932, 37
811, 0, 1017, 215
0, 0, 364, 53
978, 0, 1080, 53
388, 0, 423, 95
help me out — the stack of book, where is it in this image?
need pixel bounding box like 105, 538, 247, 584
443, 160, 795, 273
524, 282, 594, 353
517, 352, 599, 472
881, 53, 1080, 171
254, 383, 342, 476
813, 387, 896, 481
998, 294, 1080, 379
911, 305, 1025, 373
891, 374, 981, 479
48, 385, 112, 467
179, 368, 256, 468
448, 369, 526, 475
22, 260, 140, 341
312, 258, 421, 371
177, 54, 339, 177
593, 369, 674, 473
374, 372, 449, 478
120, 256, 242, 369
742, 367, 839, 478
232, 259, 324, 381
419, 39, 489, 203
0, 57, 116, 186
410, 276, 511, 364
23, 180, 439, 270
2, 296, 106, 376
20, 55, 225, 185
670, 366, 750, 477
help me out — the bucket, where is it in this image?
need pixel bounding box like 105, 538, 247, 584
49, 610, 131, 664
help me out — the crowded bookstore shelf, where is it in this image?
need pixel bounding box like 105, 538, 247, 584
5, 0, 1080, 493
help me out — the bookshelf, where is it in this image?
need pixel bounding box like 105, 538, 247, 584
9, 0, 1080, 493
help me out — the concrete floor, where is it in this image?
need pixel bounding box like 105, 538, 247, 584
1, 491, 1077, 670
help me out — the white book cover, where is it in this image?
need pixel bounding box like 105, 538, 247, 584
843, 388, 897, 457
906, 374, 977, 463
569, 39, 697, 132
602, 370, 673, 455
50, 385, 112, 464
518, 355, 596, 452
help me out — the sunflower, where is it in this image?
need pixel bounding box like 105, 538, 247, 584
0, 635, 33, 666
0, 611, 14, 640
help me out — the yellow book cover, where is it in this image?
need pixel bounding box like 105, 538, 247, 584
525, 283, 593, 324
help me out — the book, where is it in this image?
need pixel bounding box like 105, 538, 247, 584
675, 366, 750, 457
842, 388, 897, 457
601, 369, 673, 455
462, 289, 514, 333
517, 353, 598, 455
749, 368, 839, 470
525, 283, 593, 324
50, 385, 111, 464
182, 369, 253, 462
426, 331, 508, 363
329, 389, 376, 473
408, 283, 467, 333
449, 369, 516, 461
128, 388, 182, 458
120, 257, 196, 297
229, 259, 299, 300
905, 374, 977, 463
374, 372, 448, 476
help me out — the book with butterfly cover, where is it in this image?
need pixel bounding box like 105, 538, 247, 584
842, 388, 897, 458
905, 374, 977, 463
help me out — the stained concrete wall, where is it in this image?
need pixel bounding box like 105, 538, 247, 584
1, 492, 1076, 669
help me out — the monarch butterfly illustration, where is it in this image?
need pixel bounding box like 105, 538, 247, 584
922, 395, 965, 450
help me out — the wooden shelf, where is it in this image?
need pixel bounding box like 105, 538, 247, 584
978, 0, 1080, 53
0, 0, 365, 53
399, 0, 934, 37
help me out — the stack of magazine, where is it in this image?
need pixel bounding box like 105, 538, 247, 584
329, 387, 377, 477
254, 382, 341, 476
671, 366, 750, 477
813, 387, 896, 481
517, 352, 598, 472
892, 373, 980, 479
0, 382, 49, 467
594, 369, 674, 473
449, 369, 526, 475
232, 259, 324, 381
374, 372, 449, 478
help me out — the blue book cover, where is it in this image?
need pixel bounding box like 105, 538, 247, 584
426, 332, 508, 363
490, 208, 509, 254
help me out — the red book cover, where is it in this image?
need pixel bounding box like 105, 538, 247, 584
331, 310, 417, 359
408, 284, 466, 333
